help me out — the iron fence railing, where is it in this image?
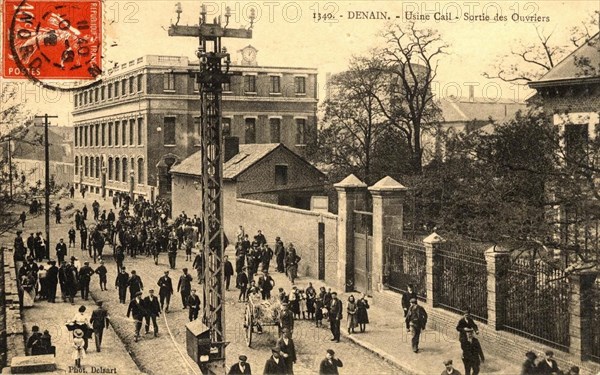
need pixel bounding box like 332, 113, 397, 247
383, 238, 427, 299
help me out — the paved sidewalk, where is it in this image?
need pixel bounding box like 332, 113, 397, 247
251, 267, 523, 375
1, 194, 143, 374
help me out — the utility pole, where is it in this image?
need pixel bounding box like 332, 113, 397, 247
7, 134, 12, 201
35, 114, 58, 253
169, 3, 253, 374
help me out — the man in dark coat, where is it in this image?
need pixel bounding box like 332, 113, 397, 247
115, 267, 130, 304
536, 350, 560, 375
187, 289, 201, 322
263, 347, 287, 375
68, 227, 76, 248
521, 351, 537, 375
58, 262, 68, 302
456, 309, 479, 343
78, 261, 95, 300
277, 328, 296, 374
157, 270, 173, 312
258, 271, 275, 300
89, 300, 110, 352
224, 255, 234, 290
45, 261, 59, 303
126, 291, 146, 342
64, 258, 79, 304
26, 233, 35, 259
405, 298, 427, 353
26, 326, 44, 356
177, 268, 193, 309
143, 289, 161, 336
80, 226, 88, 251
401, 284, 418, 317
95, 261, 108, 291
236, 270, 249, 302
34, 232, 44, 262
192, 251, 204, 284
329, 292, 343, 342
128, 270, 144, 301
55, 239, 67, 264
319, 349, 343, 374
228, 355, 251, 374
461, 328, 485, 375
279, 302, 294, 338
274, 237, 285, 273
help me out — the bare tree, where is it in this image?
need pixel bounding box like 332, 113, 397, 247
483, 12, 599, 84
379, 22, 447, 173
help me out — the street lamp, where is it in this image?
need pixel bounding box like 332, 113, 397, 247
129, 169, 134, 201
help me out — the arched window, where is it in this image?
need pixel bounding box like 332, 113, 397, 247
84, 156, 89, 177
137, 158, 144, 185
115, 157, 120, 182
122, 157, 128, 182
75, 156, 79, 175
108, 157, 113, 180
95, 156, 100, 178
90, 157, 95, 178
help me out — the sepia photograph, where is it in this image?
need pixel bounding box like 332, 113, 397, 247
0, 1, 599, 374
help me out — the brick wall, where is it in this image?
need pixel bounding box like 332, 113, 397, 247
1, 249, 26, 367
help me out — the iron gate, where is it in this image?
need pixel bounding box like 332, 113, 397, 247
353, 210, 372, 294
383, 238, 427, 298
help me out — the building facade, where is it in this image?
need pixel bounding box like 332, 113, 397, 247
72, 51, 318, 199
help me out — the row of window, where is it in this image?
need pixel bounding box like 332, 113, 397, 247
75, 156, 145, 184
243, 117, 308, 145
74, 118, 144, 148
236, 75, 306, 94
74, 74, 143, 107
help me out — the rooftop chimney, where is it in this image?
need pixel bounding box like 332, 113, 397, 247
224, 136, 239, 162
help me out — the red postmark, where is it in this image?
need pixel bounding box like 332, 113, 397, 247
3, 0, 102, 80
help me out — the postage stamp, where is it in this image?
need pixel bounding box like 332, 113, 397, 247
2, 0, 102, 80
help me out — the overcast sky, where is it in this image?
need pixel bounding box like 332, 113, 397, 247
2, 0, 598, 127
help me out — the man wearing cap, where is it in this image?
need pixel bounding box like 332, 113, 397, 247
127, 291, 146, 342
521, 351, 537, 375
143, 289, 161, 336
177, 268, 193, 309
128, 270, 144, 302
329, 292, 343, 343
90, 301, 110, 352
401, 284, 418, 317
319, 349, 343, 374
56, 239, 67, 264
115, 267, 130, 304
461, 328, 484, 375
441, 359, 461, 375
263, 347, 287, 375
228, 354, 251, 374
95, 261, 108, 291
277, 328, 296, 374
65, 258, 79, 304
258, 271, 275, 300
236, 269, 249, 302
405, 297, 428, 353
456, 309, 479, 343
79, 261, 95, 300
46, 260, 59, 303
188, 289, 201, 322
536, 350, 559, 375
157, 270, 174, 312
279, 302, 294, 338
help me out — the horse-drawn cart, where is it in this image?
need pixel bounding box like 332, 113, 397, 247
243, 294, 281, 347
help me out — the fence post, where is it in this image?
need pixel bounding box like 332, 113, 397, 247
334, 174, 367, 292
568, 270, 598, 361
369, 176, 407, 293
423, 233, 444, 309
484, 246, 510, 330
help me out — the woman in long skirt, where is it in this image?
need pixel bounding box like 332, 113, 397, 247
356, 293, 370, 333
347, 295, 357, 334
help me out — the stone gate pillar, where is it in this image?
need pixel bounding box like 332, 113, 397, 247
369, 176, 407, 293
569, 269, 598, 361
484, 246, 510, 330
334, 174, 367, 292
423, 232, 445, 309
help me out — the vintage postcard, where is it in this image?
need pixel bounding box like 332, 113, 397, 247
1, 1, 599, 374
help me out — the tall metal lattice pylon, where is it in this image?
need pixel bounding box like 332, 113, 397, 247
169, 5, 253, 374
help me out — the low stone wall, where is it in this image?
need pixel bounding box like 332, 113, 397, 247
1, 249, 26, 370
224, 196, 339, 284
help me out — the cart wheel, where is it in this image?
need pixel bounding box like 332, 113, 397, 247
244, 305, 253, 347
